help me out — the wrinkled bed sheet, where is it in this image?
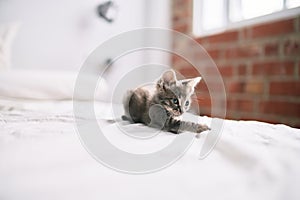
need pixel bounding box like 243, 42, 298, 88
0, 99, 300, 200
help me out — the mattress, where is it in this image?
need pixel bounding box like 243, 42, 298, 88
0, 99, 300, 200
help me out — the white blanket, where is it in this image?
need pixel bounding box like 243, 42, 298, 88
0, 99, 300, 200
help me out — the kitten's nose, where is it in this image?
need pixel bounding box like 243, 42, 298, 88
176, 107, 182, 114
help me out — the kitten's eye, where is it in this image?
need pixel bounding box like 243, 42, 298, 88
172, 98, 178, 104
185, 101, 189, 106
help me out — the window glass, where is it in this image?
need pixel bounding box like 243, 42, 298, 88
286, 0, 300, 8
230, 0, 283, 22
193, 0, 300, 36
202, 0, 225, 30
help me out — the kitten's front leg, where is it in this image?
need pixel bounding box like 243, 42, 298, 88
166, 117, 210, 134
148, 105, 210, 134
148, 104, 168, 130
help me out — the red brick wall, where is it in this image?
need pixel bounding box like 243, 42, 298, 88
172, 0, 300, 127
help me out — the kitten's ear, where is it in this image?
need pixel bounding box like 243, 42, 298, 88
158, 70, 177, 86
182, 77, 202, 88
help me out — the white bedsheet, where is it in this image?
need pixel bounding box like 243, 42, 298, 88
0, 99, 300, 200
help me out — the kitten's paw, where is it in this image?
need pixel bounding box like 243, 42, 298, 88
196, 124, 210, 133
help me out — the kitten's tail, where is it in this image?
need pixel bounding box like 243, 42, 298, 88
122, 90, 134, 122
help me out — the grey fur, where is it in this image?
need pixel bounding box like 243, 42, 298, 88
122, 70, 210, 134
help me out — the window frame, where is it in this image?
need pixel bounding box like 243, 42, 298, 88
193, 0, 300, 37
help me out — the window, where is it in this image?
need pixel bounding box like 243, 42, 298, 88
193, 0, 300, 36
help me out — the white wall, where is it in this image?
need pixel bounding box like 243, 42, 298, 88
103, 0, 172, 95
0, 0, 171, 71
0, 0, 171, 99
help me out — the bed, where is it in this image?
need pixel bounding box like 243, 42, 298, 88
0, 69, 300, 200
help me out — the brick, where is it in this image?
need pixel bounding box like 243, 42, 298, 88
227, 81, 245, 93
172, 56, 190, 69
294, 124, 300, 129
206, 49, 220, 60
173, 23, 189, 33
298, 61, 300, 77
226, 80, 264, 94
197, 95, 212, 107
172, 15, 180, 24
260, 101, 300, 117
204, 65, 233, 77
298, 16, 300, 30
284, 118, 300, 128
206, 81, 225, 92
251, 18, 295, 38
238, 64, 247, 75
173, 0, 192, 8
252, 61, 295, 76
224, 113, 238, 120
270, 80, 300, 96
239, 29, 248, 40
219, 65, 233, 77
198, 30, 238, 44
225, 45, 263, 59
264, 43, 279, 56
172, 54, 185, 65
227, 99, 254, 112
195, 80, 225, 94
245, 81, 264, 94
284, 38, 300, 56
195, 37, 205, 44
172, 11, 189, 24
203, 66, 218, 76
172, 54, 180, 65
199, 108, 211, 117
195, 81, 208, 93
179, 67, 198, 78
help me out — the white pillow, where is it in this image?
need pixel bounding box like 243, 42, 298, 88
0, 23, 18, 70
0, 69, 108, 101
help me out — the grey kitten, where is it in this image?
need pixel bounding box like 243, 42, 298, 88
122, 70, 210, 134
